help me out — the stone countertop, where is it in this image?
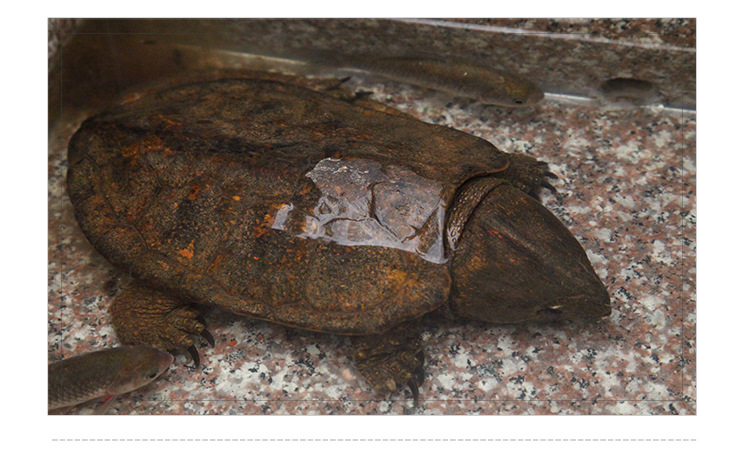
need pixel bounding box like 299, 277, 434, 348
444, 18, 696, 49
48, 18, 696, 415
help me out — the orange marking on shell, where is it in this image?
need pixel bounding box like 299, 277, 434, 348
253, 223, 269, 238
488, 229, 502, 238
387, 269, 409, 285
121, 143, 139, 157
177, 240, 195, 260
252, 206, 284, 238
187, 184, 201, 200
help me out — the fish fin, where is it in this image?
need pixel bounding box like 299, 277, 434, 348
94, 395, 116, 415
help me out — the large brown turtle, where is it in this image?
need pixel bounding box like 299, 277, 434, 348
66, 74, 611, 400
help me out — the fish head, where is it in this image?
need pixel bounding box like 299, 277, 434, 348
480, 78, 545, 107
448, 184, 611, 324
110, 346, 174, 394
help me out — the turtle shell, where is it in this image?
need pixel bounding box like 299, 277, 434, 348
67, 77, 511, 335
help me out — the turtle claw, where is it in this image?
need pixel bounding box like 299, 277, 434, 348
194, 315, 215, 346
414, 353, 425, 384
407, 359, 425, 404
505, 154, 560, 196
407, 378, 420, 404
201, 329, 215, 348
538, 164, 558, 194
187, 345, 201, 368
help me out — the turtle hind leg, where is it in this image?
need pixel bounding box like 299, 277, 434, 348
351, 321, 426, 402
109, 282, 213, 367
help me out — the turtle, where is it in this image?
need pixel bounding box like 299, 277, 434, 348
66, 73, 611, 400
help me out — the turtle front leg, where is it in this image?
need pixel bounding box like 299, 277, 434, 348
502, 153, 558, 198
109, 282, 214, 366
351, 321, 426, 402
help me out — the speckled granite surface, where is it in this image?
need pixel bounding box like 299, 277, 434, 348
449, 18, 696, 48
48, 18, 696, 415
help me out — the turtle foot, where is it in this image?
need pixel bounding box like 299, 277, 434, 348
351, 321, 426, 403
504, 153, 558, 198
110, 282, 212, 367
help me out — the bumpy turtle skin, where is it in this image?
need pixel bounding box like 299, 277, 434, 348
66, 77, 511, 337
444, 154, 554, 250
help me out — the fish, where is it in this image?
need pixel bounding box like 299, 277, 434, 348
599, 77, 659, 106
309, 54, 544, 107
48, 345, 173, 413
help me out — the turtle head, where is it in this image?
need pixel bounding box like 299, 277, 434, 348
447, 183, 610, 324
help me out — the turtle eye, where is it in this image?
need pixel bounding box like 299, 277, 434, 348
513, 98, 526, 105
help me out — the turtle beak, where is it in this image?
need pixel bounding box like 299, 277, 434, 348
536, 287, 611, 322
